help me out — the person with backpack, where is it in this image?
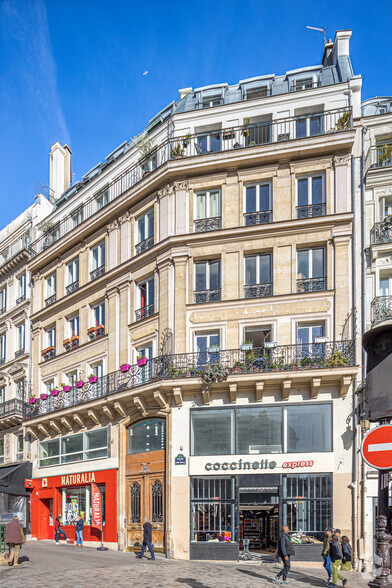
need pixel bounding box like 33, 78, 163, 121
328, 534, 348, 587
341, 536, 352, 571
54, 515, 68, 544
273, 525, 295, 585
321, 527, 333, 585
75, 514, 84, 547
5, 515, 25, 567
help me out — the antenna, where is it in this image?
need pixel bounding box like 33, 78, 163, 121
306, 25, 326, 45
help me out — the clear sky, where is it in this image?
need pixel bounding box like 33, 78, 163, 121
0, 0, 391, 228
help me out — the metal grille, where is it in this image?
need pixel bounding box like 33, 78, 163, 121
130, 482, 141, 523
282, 474, 332, 534
296, 277, 326, 293
135, 304, 154, 321
16, 295, 26, 305
244, 283, 273, 298
296, 203, 326, 218
45, 294, 56, 307
135, 235, 154, 255
191, 477, 236, 542
371, 221, 392, 245
66, 281, 79, 294
151, 480, 163, 523
194, 217, 221, 233
15, 348, 25, 358
90, 265, 105, 281
194, 289, 221, 304
371, 296, 392, 326
243, 211, 272, 226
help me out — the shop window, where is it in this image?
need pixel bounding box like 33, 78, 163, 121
191, 409, 234, 456
286, 404, 332, 452
16, 433, 23, 461
62, 483, 105, 526
39, 438, 60, 467
191, 477, 236, 542
39, 429, 108, 467
127, 418, 165, 455
151, 480, 163, 523
282, 474, 332, 537
236, 407, 282, 454
130, 482, 141, 523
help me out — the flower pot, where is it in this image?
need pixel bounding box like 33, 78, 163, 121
71, 335, 79, 341
40, 393, 48, 400
88, 376, 98, 383
51, 389, 59, 396
41, 345, 55, 355
208, 346, 220, 353
240, 343, 253, 351
137, 357, 148, 367
29, 398, 36, 404
87, 327, 96, 334
63, 338, 71, 346
75, 381, 84, 388
120, 364, 131, 372
63, 385, 71, 392
96, 325, 104, 331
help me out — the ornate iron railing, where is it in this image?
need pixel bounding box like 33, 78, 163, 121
16, 294, 26, 305
194, 288, 221, 304
0, 233, 30, 269
87, 327, 105, 340
0, 399, 26, 419
15, 348, 25, 358
42, 348, 56, 361
297, 277, 327, 293
29, 107, 353, 258
243, 211, 272, 226
90, 265, 105, 281
45, 294, 56, 307
194, 217, 222, 233
296, 203, 326, 219
66, 281, 79, 294
371, 296, 392, 326
370, 222, 392, 245
135, 235, 154, 256
366, 144, 392, 172
25, 340, 355, 418
0, 307, 6, 316
0, 358, 5, 366
135, 304, 154, 322
244, 283, 273, 298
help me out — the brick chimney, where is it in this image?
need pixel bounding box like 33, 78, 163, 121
49, 142, 72, 200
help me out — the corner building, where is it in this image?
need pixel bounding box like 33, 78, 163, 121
24, 30, 362, 558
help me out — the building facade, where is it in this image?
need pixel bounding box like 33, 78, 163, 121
21, 30, 364, 558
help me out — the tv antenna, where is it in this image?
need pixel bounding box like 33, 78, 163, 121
306, 25, 326, 45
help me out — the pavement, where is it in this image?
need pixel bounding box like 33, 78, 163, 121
0, 541, 375, 587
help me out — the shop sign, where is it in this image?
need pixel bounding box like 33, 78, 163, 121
61, 472, 96, 486
91, 482, 102, 530
282, 460, 314, 469
205, 458, 277, 471
175, 454, 186, 465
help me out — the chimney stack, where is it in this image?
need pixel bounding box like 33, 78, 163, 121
179, 87, 193, 100
49, 142, 72, 200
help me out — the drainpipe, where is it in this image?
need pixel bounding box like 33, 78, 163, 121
351, 153, 358, 567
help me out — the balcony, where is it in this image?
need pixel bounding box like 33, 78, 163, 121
297, 277, 327, 293
66, 281, 79, 294
25, 340, 356, 418
366, 145, 392, 173
243, 211, 272, 226
194, 289, 221, 304
87, 326, 105, 340
244, 283, 273, 298
135, 235, 154, 256
194, 217, 221, 233
41, 346, 56, 361
16, 294, 26, 305
90, 265, 105, 281
135, 304, 154, 322
296, 203, 326, 219
0, 233, 30, 271
45, 294, 56, 307
0, 399, 27, 424
63, 337, 79, 351
15, 348, 25, 359
29, 107, 353, 258
370, 221, 392, 245
371, 296, 392, 327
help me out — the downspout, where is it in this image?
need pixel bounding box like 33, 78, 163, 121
351, 153, 358, 567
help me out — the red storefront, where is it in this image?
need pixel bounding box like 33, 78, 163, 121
30, 469, 117, 544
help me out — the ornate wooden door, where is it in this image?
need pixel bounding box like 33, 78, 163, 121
126, 472, 165, 550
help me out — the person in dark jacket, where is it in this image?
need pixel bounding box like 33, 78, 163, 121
328, 534, 347, 587
321, 527, 333, 584
54, 515, 68, 544
274, 525, 295, 585
138, 518, 155, 560
341, 536, 352, 571
75, 514, 84, 547
5, 516, 25, 566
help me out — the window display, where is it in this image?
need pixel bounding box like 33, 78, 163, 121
191, 477, 236, 542
62, 484, 105, 526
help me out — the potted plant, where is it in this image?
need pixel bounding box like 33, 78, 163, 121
171, 143, 184, 159
41, 345, 55, 356
75, 380, 84, 388
40, 393, 48, 400
71, 334, 79, 341
335, 111, 352, 131
242, 118, 250, 137
137, 355, 148, 367
183, 133, 191, 148
88, 374, 98, 383
240, 340, 253, 351
29, 396, 36, 404
63, 384, 72, 392
50, 388, 59, 396
87, 326, 96, 335
63, 338, 71, 346
233, 361, 243, 373
208, 345, 220, 353
96, 324, 104, 332
120, 364, 131, 372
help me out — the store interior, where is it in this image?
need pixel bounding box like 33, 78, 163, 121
239, 484, 279, 553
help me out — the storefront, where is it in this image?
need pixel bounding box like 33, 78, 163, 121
30, 469, 117, 546
0, 461, 32, 531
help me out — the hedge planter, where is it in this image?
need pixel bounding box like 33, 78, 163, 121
63, 385, 71, 392
75, 381, 84, 388
51, 389, 59, 396
137, 357, 148, 367
88, 376, 98, 383
29, 398, 36, 404
40, 393, 48, 400
120, 364, 131, 372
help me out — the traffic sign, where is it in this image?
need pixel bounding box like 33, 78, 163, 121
361, 424, 392, 470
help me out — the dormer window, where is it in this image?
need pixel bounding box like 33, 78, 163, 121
292, 77, 317, 92
202, 96, 223, 108
246, 86, 269, 100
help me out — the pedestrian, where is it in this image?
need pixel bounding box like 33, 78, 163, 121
137, 518, 155, 560
321, 527, 333, 585
54, 515, 68, 544
274, 525, 295, 585
328, 534, 347, 587
75, 514, 84, 547
341, 536, 352, 571
5, 515, 25, 567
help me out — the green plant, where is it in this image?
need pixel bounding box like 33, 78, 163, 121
325, 351, 348, 367
171, 143, 184, 158
202, 363, 229, 387
378, 144, 392, 165
299, 356, 313, 367
335, 112, 351, 131
39, 220, 55, 234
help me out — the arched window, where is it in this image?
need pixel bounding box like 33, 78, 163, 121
127, 418, 165, 454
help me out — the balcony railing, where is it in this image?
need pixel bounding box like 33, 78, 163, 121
371, 296, 392, 326
366, 144, 392, 172
296, 203, 326, 219
41, 347, 56, 361
0, 399, 26, 419
66, 281, 79, 294
194, 288, 221, 304
45, 294, 56, 307
90, 265, 105, 281
0, 358, 5, 366
87, 326, 105, 340
135, 304, 154, 322
297, 277, 327, 293
25, 340, 356, 418
0, 233, 30, 268
16, 294, 26, 305
243, 211, 272, 226
135, 235, 154, 255
29, 107, 353, 258
244, 283, 273, 298
194, 217, 222, 233
15, 348, 25, 358
370, 221, 392, 245
0, 307, 6, 316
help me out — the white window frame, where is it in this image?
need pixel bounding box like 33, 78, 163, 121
134, 343, 153, 362
296, 174, 325, 206
0, 438, 4, 464
92, 302, 105, 327
245, 86, 269, 100
91, 241, 105, 271
244, 253, 272, 285
16, 323, 25, 351
0, 333, 6, 360
68, 315, 79, 337
16, 433, 23, 461
71, 207, 84, 228
297, 247, 326, 279
0, 287, 6, 310
293, 76, 316, 91
296, 322, 325, 343
194, 331, 220, 352
194, 189, 221, 220
44, 379, 55, 394
201, 96, 223, 108
137, 277, 154, 308
16, 380, 24, 400
46, 272, 56, 298
18, 274, 26, 298
194, 260, 221, 292
137, 209, 154, 244
0, 386, 4, 403
243, 182, 272, 214
46, 326, 56, 348
95, 186, 109, 210
67, 258, 79, 285
65, 371, 78, 387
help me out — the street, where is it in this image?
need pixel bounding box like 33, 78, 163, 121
0, 542, 373, 587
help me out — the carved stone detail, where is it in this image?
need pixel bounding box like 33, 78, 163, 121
119, 211, 131, 224
107, 219, 119, 233
174, 180, 189, 191
333, 154, 350, 166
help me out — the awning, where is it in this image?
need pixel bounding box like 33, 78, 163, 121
0, 461, 32, 496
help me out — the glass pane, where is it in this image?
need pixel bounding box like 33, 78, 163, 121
380, 277, 390, 296
195, 263, 206, 291
209, 261, 220, 290
296, 118, 307, 138
85, 448, 107, 460
259, 184, 270, 211
209, 191, 220, 217
297, 250, 309, 278
210, 334, 220, 347
297, 327, 310, 345
310, 115, 323, 136
246, 186, 257, 213
196, 336, 208, 353
147, 210, 154, 237
297, 179, 308, 206
245, 256, 257, 285
196, 194, 206, 219
197, 135, 208, 154
127, 418, 165, 454
148, 279, 154, 305
138, 217, 145, 242
62, 452, 84, 464
312, 248, 324, 277
210, 133, 221, 153
286, 404, 332, 452
39, 439, 60, 466
311, 176, 323, 204
192, 409, 233, 455
61, 434, 83, 456
259, 254, 271, 284
236, 407, 282, 453
85, 429, 107, 451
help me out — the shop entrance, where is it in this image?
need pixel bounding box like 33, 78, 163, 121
38, 497, 53, 540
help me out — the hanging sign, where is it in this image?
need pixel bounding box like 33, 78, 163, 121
91, 483, 102, 530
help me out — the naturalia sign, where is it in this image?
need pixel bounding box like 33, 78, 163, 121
91, 482, 102, 530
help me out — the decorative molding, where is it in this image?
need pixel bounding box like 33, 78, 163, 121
107, 219, 119, 233
119, 211, 131, 224
7, 362, 26, 377
375, 187, 392, 198
174, 180, 189, 191
157, 184, 175, 200
333, 154, 350, 166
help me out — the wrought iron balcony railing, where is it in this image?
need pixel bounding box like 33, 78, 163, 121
194, 217, 222, 233
16, 294, 26, 305
243, 211, 272, 226
0, 233, 30, 269
0, 307, 6, 316
29, 107, 353, 258
371, 296, 392, 327
296, 203, 326, 219
297, 277, 327, 293
45, 294, 56, 307
0, 399, 27, 420
370, 221, 392, 245
0, 358, 5, 366
366, 144, 392, 172
15, 348, 25, 358
25, 340, 356, 418
244, 283, 273, 298
66, 281, 79, 294
135, 235, 154, 256
194, 288, 221, 304
90, 265, 105, 281
135, 304, 154, 322
41, 347, 56, 361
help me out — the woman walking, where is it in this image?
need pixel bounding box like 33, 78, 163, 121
54, 515, 68, 544
75, 514, 84, 547
328, 534, 347, 587
341, 536, 352, 571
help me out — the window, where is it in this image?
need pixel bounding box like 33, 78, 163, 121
194, 260, 221, 303
245, 120, 272, 146
39, 438, 60, 466
194, 190, 221, 232
191, 410, 234, 455
243, 326, 272, 349
293, 77, 315, 91
127, 418, 165, 454
71, 207, 84, 228
202, 96, 223, 108
282, 474, 332, 536
195, 332, 220, 366
93, 302, 105, 327
84, 428, 107, 460
46, 272, 56, 304
44, 380, 54, 395
0, 438, 4, 464
17, 274, 26, 301
16, 433, 23, 461
137, 209, 154, 246
39, 429, 108, 467
16, 323, 25, 353
136, 278, 154, 321
286, 404, 332, 452
66, 372, 77, 387
191, 477, 236, 542
196, 130, 221, 155
96, 187, 109, 210
380, 276, 392, 296
135, 344, 153, 382
91, 241, 105, 279
244, 183, 272, 225
0, 333, 6, 363
16, 380, 24, 400
236, 406, 282, 454
68, 315, 79, 338
297, 175, 325, 218
46, 326, 56, 348
246, 86, 268, 100
0, 288, 6, 313
296, 112, 323, 138
0, 387, 4, 403
67, 258, 79, 290
297, 247, 326, 292
296, 323, 325, 361
244, 253, 272, 298
61, 484, 105, 526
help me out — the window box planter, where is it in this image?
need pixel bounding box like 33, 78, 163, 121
62, 385, 72, 392
63, 338, 71, 346
137, 357, 148, 367
120, 364, 131, 372
41, 345, 55, 356
87, 327, 96, 335
50, 389, 59, 396
88, 376, 98, 383
96, 324, 104, 331
29, 398, 36, 404
40, 393, 48, 400
75, 380, 84, 388
208, 346, 220, 353
71, 335, 79, 341
240, 343, 253, 351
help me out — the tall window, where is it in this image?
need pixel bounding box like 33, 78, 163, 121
194, 260, 221, 303
136, 278, 154, 321
46, 272, 56, 304
191, 477, 236, 543
244, 183, 272, 225
67, 258, 79, 290
71, 207, 84, 228
195, 332, 220, 366
0, 438, 4, 464
194, 190, 221, 232
96, 187, 109, 210
297, 175, 325, 218
46, 326, 56, 349
93, 302, 105, 327
296, 111, 323, 138
16, 380, 24, 400
0, 386, 4, 403
282, 474, 332, 535
17, 274, 26, 301
297, 247, 326, 292
196, 130, 221, 155
136, 209, 154, 253
66, 372, 78, 387
91, 242, 105, 280
297, 323, 325, 360
0, 333, 6, 363
16, 323, 25, 353
0, 287, 7, 313
244, 253, 272, 298
127, 418, 166, 454
68, 315, 79, 337
16, 433, 23, 461
39, 429, 108, 467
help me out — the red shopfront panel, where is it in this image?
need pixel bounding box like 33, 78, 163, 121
30, 469, 117, 543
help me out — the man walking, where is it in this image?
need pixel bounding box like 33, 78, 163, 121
5, 515, 25, 567
274, 525, 295, 585
138, 518, 155, 560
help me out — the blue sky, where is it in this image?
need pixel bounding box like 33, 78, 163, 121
0, 0, 391, 228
